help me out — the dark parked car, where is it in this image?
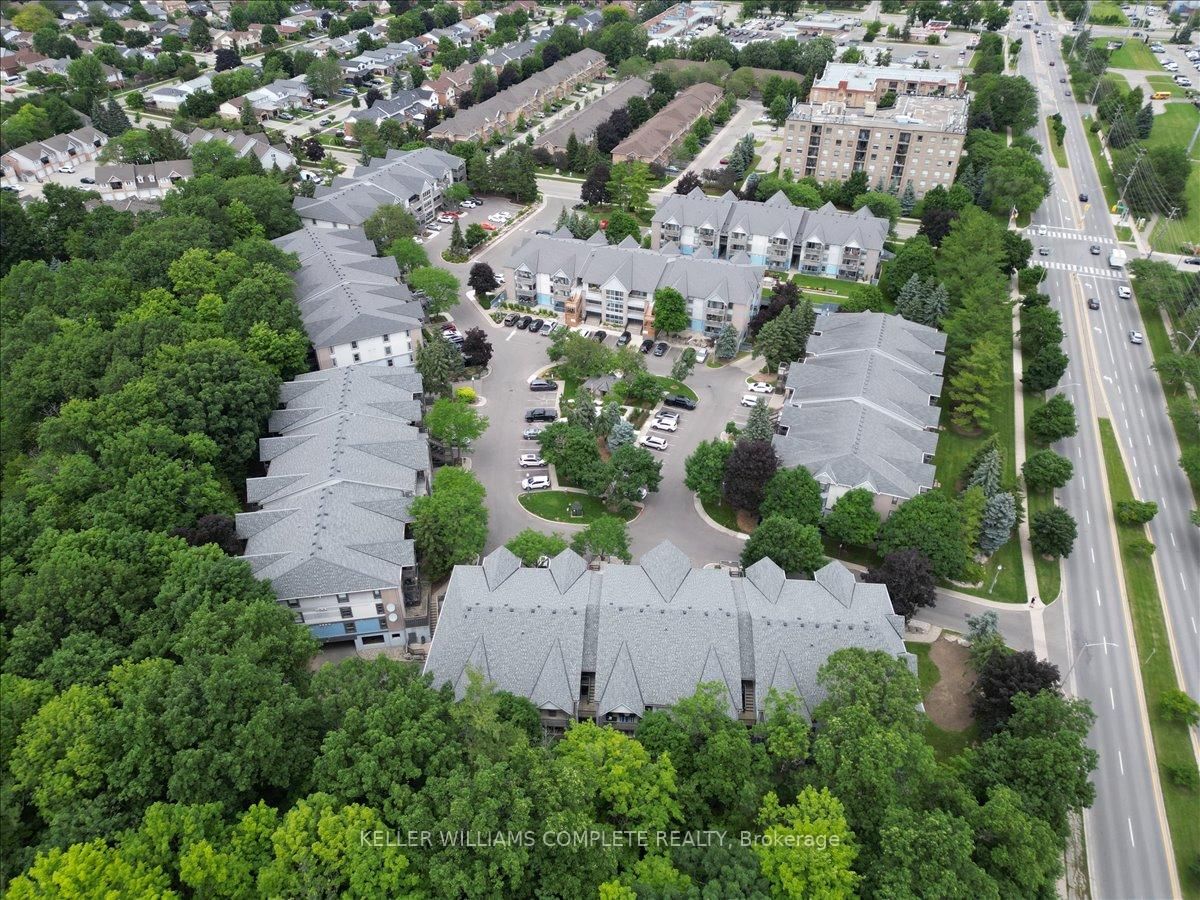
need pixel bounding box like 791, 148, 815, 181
663, 394, 697, 410
593, 330, 607, 343
653, 341, 669, 356
535, 229, 552, 235
80, 177, 96, 184
1182, 257, 1200, 266
617, 331, 632, 346
529, 378, 557, 392
524, 407, 558, 422
503, 313, 519, 326
516, 315, 532, 329
530, 318, 544, 332
1087, 297, 1100, 310
640, 338, 655, 353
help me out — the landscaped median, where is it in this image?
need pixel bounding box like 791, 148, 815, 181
1097, 418, 1200, 893
518, 490, 637, 524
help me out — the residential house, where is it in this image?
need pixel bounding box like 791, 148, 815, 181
272, 224, 426, 369
534, 77, 651, 155
426, 60, 475, 108
218, 77, 311, 120
95, 159, 193, 200
424, 541, 911, 735
292, 145, 465, 227
344, 87, 438, 135
145, 73, 213, 110
503, 231, 765, 340
773, 311, 946, 514
213, 30, 260, 52
117, 18, 151, 33
0, 48, 46, 76
281, 9, 324, 29
610, 82, 723, 165
182, 127, 297, 170
651, 189, 888, 280
1, 126, 108, 186
428, 48, 607, 143
237, 364, 432, 650
481, 37, 542, 71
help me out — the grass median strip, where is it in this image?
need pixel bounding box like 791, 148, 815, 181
1097, 418, 1200, 895
1082, 116, 1120, 208
518, 490, 636, 524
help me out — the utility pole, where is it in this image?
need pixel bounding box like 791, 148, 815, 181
1064, 638, 1120, 682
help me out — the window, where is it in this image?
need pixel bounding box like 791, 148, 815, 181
351, 340, 358, 349
340, 606, 353, 619
344, 621, 357, 634
376, 602, 385, 615
336, 593, 349, 602
286, 597, 301, 608
352, 353, 361, 362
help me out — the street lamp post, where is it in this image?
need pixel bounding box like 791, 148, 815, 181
1063, 638, 1121, 682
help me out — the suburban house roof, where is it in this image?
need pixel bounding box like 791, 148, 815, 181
774, 312, 946, 500
429, 49, 606, 140
182, 127, 295, 168
96, 159, 193, 187
506, 232, 765, 311
533, 77, 651, 151
272, 225, 425, 348
424, 541, 911, 719
237, 365, 428, 601
291, 146, 463, 227
653, 188, 890, 251
611, 82, 722, 160
346, 87, 437, 127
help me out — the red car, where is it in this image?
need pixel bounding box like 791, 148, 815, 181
481, 222, 497, 231
720, 157, 729, 164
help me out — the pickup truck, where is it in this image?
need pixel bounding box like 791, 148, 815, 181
1108, 247, 1128, 269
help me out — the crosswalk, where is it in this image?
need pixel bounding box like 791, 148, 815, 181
1032, 260, 1126, 280
1028, 228, 1115, 244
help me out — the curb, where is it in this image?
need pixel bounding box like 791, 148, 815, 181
517, 491, 644, 528
692, 494, 749, 541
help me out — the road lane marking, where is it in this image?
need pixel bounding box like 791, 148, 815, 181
1090, 547, 1096, 564
1153, 464, 1158, 477
1110, 687, 1116, 710
1096, 588, 1102, 607
1128, 818, 1136, 848
1119, 750, 1125, 775
1169, 532, 1176, 548
1086, 509, 1091, 524
1181, 572, 1188, 591
1191, 616, 1197, 635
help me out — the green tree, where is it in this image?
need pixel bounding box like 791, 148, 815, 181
9, 840, 175, 898
878, 491, 969, 580
823, 488, 881, 547
363, 204, 419, 252
425, 397, 488, 457
67, 55, 107, 114
715, 324, 740, 359
768, 94, 791, 128
880, 234, 936, 301
670, 347, 696, 382
1158, 689, 1200, 726
411, 467, 488, 580
387, 236, 429, 272
741, 516, 826, 574
602, 444, 663, 511
188, 17, 211, 49
759, 466, 823, 526
607, 161, 652, 212
651, 287, 689, 335
1028, 393, 1077, 444
741, 399, 774, 443
415, 334, 465, 397
871, 807, 998, 899
570, 515, 632, 562
305, 56, 344, 98
947, 336, 1005, 431
1022, 449, 1073, 492
604, 210, 642, 245
684, 439, 733, 506
504, 529, 569, 566
407, 266, 460, 316
852, 191, 901, 231
1115, 499, 1158, 526
1030, 506, 1077, 558
753, 787, 858, 897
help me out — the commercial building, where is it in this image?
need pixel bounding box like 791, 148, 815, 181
809, 62, 967, 107
644, 1, 722, 47
272, 225, 425, 370
424, 541, 911, 735
238, 365, 432, 650
780, 95, 969, 197
652, 188, 888, 281
428, 49, 607, 144
292, 146, 464, 228
503, 231, 765, 340
532, 77, 651, 155
610, 82, 723, 165
1, 126, 107, 186
95, 159, 193, 200
773, 311, 946, 514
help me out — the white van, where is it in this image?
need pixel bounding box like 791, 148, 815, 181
3, 74, 21, 85
740, 394, 761, 408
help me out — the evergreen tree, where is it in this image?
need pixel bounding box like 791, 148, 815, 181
895, 273, 927, 323
1134, 103, 1154, 139
919, 282, 950, 328
967, 446, 1003, 497
948, 337, 1006, 431
978, 492, 1016, 554
742, 399, 774, 443
900, 181, 916, 215
104, 98, 131, 135
715, 324, 739, 359
607, 418, 635, 451
565, 131, 582, 172
450, 220, 467, 255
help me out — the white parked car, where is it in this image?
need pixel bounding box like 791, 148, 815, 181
460, 200, 479, 208
437, 213, 455, 224
641, 435, 669, 451
496, 211, 513, 220
651, 418, 678, 432
426, 222, 442, 232
488, 213, 508, 224
740, 394, 763, 408
748, 382, 773, 394
522, 475, 551, 490
520, 453, 546, 467
57, 165, 75, 173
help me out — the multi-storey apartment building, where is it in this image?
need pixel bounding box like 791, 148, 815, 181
272, 225, 425, 370
428, 49, 607, 144
503, 231, 765, 340
774, 311, 946, 515
238, 365, 432, 650
780, 95, 969, 197
610, 82, 723, 165
652, 188, 889, 280
808, 62, 966, 107
424, 541, 911, 735
292, 146, 464, 227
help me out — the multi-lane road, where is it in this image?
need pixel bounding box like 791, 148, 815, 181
1014, 5, 1197, 896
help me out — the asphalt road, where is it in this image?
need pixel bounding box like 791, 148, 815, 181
1014, 6, 1188, 896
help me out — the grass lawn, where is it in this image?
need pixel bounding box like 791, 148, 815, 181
1087, 0, 1129, 25
1022, 393, 1063, 601
1047, 117, 1069, 168
610, 375, 699, 406
1082, 116, 1120, 208
1132, 288, 1200, 502
1146, 75, 1189, 98
1115, 225, 1134, 242
906, 642, 981, 761
790, 272, 851, 297
1096, 37, 1161, 71
1097, 419, 1200, 895
1150, 163, 1200, 253
932, 330, 1027, 604
518, 490, 635, 524
701, 496, 746, 532
707, 351, 749, 368
1144, 102, 1200, 157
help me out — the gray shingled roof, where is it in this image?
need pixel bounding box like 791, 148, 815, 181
611, 82, 723, 161
506, 233, 765, 312
653, 189, 889, 252
424, 542, 910, 721
533, 77, 651, 151
773, 312, 945, 500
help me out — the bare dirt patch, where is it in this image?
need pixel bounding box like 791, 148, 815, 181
926, 637, 976, 732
